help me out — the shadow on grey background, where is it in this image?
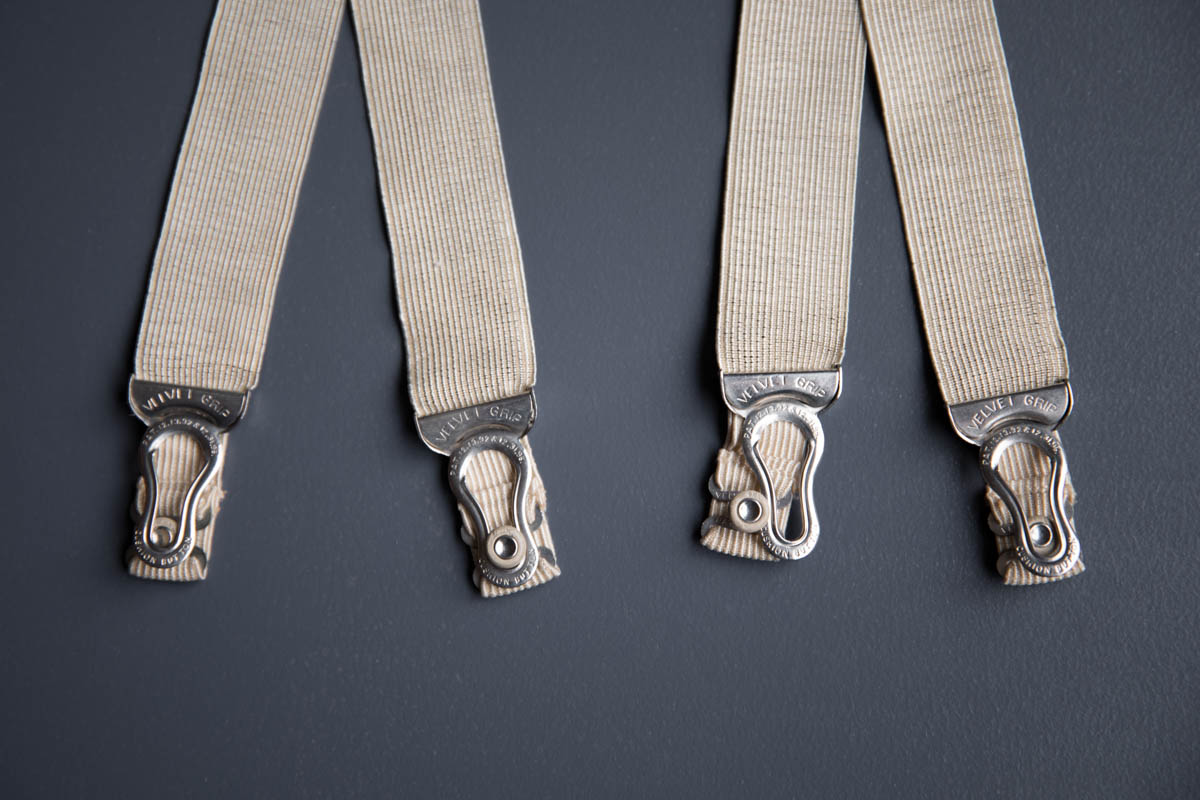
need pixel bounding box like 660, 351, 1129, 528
2, 1, 1198, 796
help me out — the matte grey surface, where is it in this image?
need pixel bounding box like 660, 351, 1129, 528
2, 1, 1198, 796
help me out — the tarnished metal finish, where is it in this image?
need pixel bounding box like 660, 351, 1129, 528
947, 383, 1070, 445
127, 377, 248, 570
416, 393, 535, 455
129, 378, 248, 429
417, 392, 540, 588
980, 423, 1079, 577
722, 370, 840, 413
729, 489, 769, 534
716, 370, 839, 560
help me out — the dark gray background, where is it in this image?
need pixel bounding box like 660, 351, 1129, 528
2, 0, 1197, 796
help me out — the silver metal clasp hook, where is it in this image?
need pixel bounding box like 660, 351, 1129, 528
417, 392, 541, 588
720, 370, 840, 560
128, 378, 248, 570
949, 382, 1079, 577
981, 424, 1078, 577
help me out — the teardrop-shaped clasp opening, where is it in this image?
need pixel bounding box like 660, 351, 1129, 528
449, 431, 539, 588
132, 415, 223, 569
740, 401, 826, 560
980, 424, 1079, 578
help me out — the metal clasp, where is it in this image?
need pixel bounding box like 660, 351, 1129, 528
720, 370, 840, 560
128, 378, 248, 569
948, 382, 1079, 577
417, 392, 540, 588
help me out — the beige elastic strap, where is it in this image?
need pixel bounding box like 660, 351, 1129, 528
703, 0, 866, 559
706, 0, 1079, 582
130, 0, 346, 581
353, 0, 558, 596
861, 0, 1080, 583
861, 0, 1069, 405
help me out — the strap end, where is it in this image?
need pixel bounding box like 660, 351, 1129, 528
950, 383, 1083, 583
702, 369, 839, 562
417, 393, 560, 594
126, 378, 245, 580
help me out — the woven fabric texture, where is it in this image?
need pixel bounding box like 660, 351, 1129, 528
130, 0, 344, 581
708, 0, 863, 559
135, 0, 345, 394
353, 0, 537, 418
130, 0, 555, 591
353, 0, 556, 595
707, 0, 1078, 582
717, 0, 865, 375
860, 0, 1069, 406
860, 0, 1076, 583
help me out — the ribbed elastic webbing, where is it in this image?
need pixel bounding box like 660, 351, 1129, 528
717, 0, 865, 375
859, 0, 1068, 407
860, 0, 1079, 583
706, 0, 1079, 581
136, 0, 346, 394
130, 0, 345, 581
353, 0, 558, 595
705, 0, 864, 560
353, 0, 535, 418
